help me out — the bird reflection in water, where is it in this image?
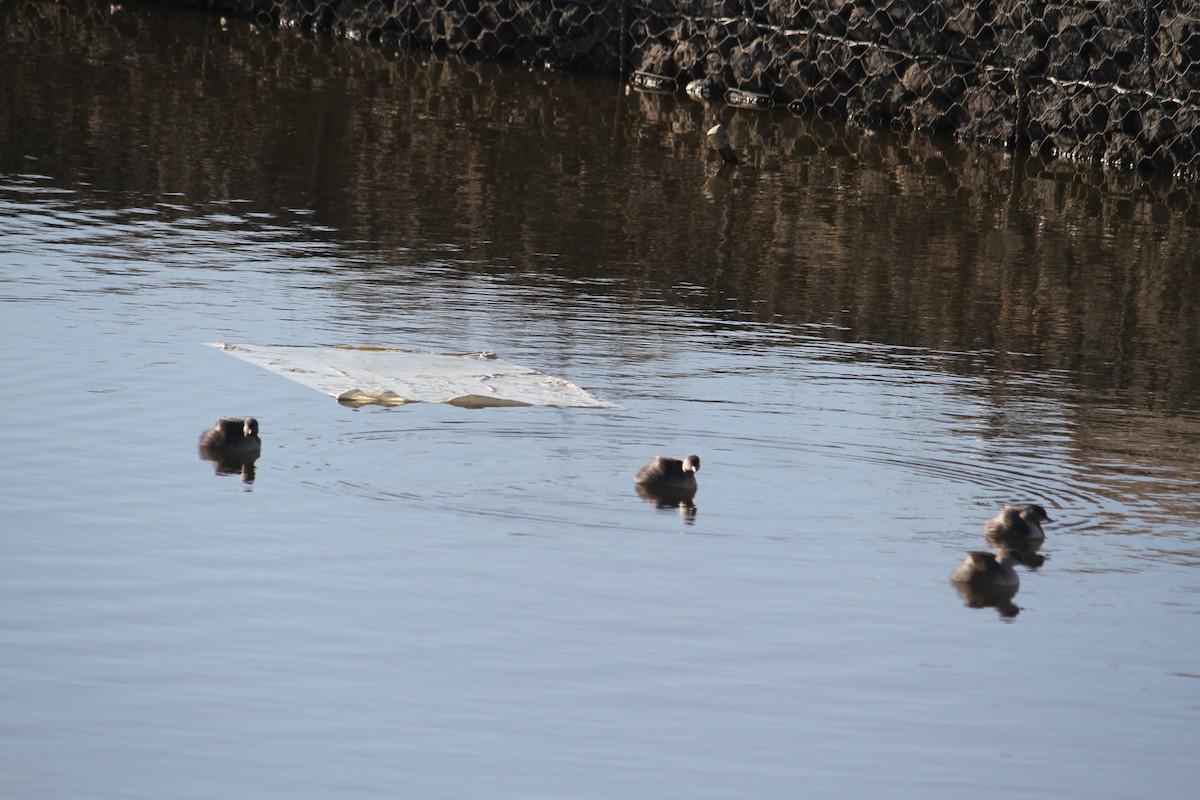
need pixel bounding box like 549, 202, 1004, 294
950, 549, 1026, 620
952, 580, 1021, 619
635, 483, 698, 524
702, 162, 737, 200
198, 417, 261, 485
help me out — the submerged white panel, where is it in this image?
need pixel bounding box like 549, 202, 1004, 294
210, 343, 616, 409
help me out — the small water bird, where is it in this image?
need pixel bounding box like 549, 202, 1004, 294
635, 454, 700, 492
950, 550, 1024, 588
199, 417, 261, 454
984, 504, 1053, 544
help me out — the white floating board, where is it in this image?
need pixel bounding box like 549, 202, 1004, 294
210, 343, 616, 409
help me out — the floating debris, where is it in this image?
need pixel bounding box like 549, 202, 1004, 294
209, 343, 617, 409
631, 71, 676, 93
726, 88, 774, 109
685, 79, 721, 102
702, 163, 737, 198
706, 124, 739, 165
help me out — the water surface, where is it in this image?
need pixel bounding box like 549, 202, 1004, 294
1, 2, 1199, 798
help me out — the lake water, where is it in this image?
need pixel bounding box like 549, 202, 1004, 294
2, 1, 1199, 798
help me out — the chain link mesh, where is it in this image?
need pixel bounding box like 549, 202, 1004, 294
152, 0, 1200, 179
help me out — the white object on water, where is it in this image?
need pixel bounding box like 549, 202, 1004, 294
706, 124, 739, 165
209, 343, 617, 409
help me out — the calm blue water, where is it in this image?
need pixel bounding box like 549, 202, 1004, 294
1, 2, 1199, 798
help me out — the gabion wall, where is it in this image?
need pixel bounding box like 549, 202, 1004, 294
158, 0, 1200, 179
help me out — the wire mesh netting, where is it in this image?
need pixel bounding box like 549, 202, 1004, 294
151, 0, 1200, 179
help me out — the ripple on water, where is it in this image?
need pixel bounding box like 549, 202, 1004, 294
288, 417, 651, 533
6, 176, 1196, 574
264, 336, 1200, 574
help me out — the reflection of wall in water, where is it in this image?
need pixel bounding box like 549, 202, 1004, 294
124, 0, 1200, 180
3, 0, 1198, 415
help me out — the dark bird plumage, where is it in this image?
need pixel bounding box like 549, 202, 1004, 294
199, 417, 261, 455
635, 454, 700, 492
984, 504, 1053, 544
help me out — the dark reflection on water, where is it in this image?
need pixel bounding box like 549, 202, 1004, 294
951, 580, 1021, 620
198, 444, 260, 484
635, 483, 699, 524
4, 0, 1199, 418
